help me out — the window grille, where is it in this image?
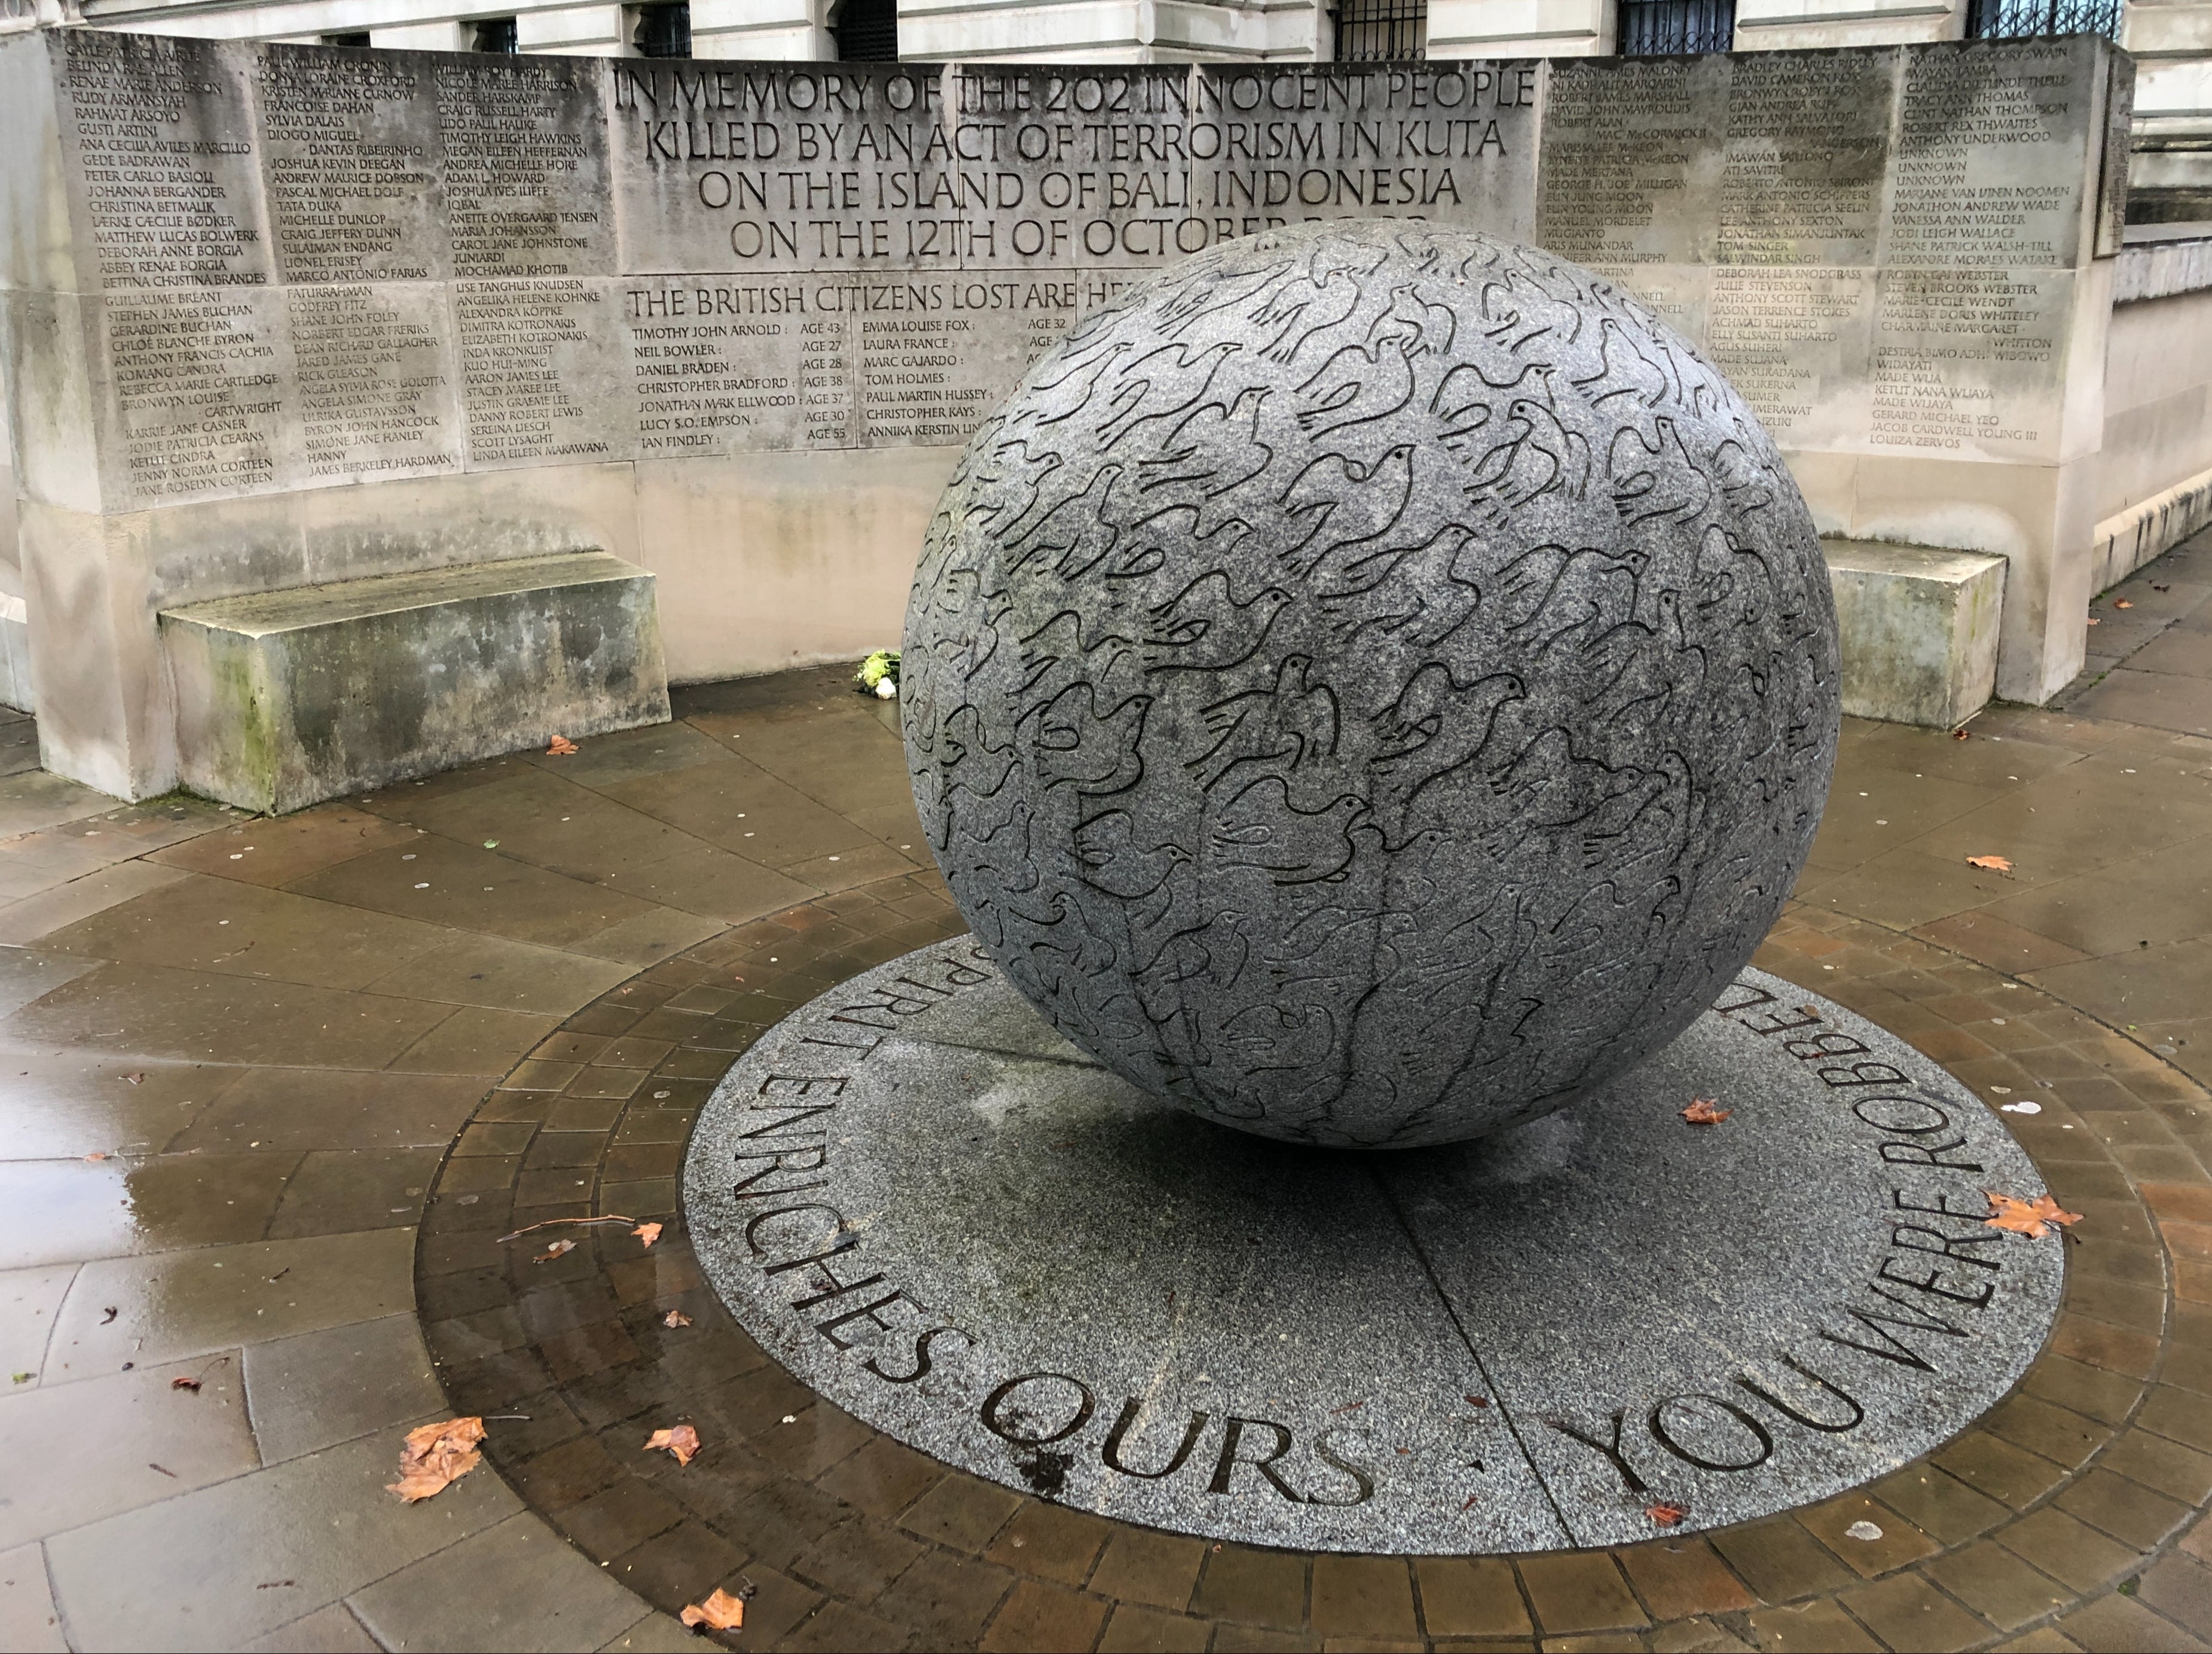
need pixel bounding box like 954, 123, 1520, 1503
1966, 0, 2122, 39
634, 1, 691, 56
470, 16, 519, 51
1617, 0, 1734, 53
1333, 0, 1426, 61
833, 0, 899, 60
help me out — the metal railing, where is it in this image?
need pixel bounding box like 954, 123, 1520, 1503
1617, 0, 1735, 54
633, 1, 691, 57
1333, 0, 1426, 62
833, 0, 899, 60
1967, 0, 2122, 37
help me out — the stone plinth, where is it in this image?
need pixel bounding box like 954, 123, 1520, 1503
161, 550, 668, 813
1824, 538, 2006, 729
684, 939, 2064, 1553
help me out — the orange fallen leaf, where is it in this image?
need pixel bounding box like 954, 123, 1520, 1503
546, 735, 579, 756
663, 1310, 692, 1329
1966, 855, 2013, 873
387, 1417, 485, 1502
1647, 1500, 1689, 1527
171, 1375, 201, 1392
634, 1221, 663, 1249
83, 1152, 109, 1162
2086, 616, 2101, 625
1984, 1191, 2083, 1240
680, 1588, 745, 1632
534, 1238, 577, 1264
1951, 728, 1970, 741
646, 1423, 702, 1466
2116, 599, 2134, 609
1681, 1096, 1730, 1125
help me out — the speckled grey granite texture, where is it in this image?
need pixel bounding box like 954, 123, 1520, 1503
683, 940, 2061, 1553
902, 220, 1842, 1147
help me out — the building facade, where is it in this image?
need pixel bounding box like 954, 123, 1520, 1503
0, 0, 2202, 209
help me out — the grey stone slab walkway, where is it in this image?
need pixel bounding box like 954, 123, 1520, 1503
0, 526, 2207, 1649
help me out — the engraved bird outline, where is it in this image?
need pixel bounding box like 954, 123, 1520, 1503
1095, 338, 1243, 453
1247, 241, 1387, 365
1276, 444, 1417, 579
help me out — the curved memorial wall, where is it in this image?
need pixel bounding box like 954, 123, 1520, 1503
0, 30, 2131, 798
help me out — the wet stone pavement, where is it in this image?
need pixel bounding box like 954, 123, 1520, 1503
0, 533, 2209, 1650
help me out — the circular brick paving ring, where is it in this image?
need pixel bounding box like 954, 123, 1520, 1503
683, 938, 2062, 1556
418, 883, 2208, 1651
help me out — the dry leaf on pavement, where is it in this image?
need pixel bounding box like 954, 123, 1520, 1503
2116, 599, 2134, 609
1966, 855, 2013, 873
664, 1310, 692, 1329
680, 1588, 745, 1632
1984, 1191, 2083, 1240
646, 1423, 702, 1466
1646, 1501, 1689, 1527
1951, 728, 1970, 740
534, 1238, 577, 1264
171, 1376, 201, 1392
1681, 1097, 1730, 1125
388, 1417, 485, 1502
547, 735, 579, 756
634, 1222, 663, 1249
83, 1152, 109, 1162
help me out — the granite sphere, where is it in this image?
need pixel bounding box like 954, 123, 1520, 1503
902, 221, 1841, 1148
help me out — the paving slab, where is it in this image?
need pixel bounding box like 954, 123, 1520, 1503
43, 1421, 521, 1653
0, 1542, 68, 1653
0, 1353, 258, 1551
349, 1510, 656, 1652
242, 1313, 446, 1464
45, 1229, 414, 1377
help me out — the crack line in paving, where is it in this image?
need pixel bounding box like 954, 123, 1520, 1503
1364, 1162, 1576, 1545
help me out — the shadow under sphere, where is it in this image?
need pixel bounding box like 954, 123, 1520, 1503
902, 220, 1841, 1148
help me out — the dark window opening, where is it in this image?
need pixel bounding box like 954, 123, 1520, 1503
1966, 0, 2122, 39
1332, 0, 1425, 61
833, 0, 899, 60
471, 16, 519, 51
634, 1, 691, 55
322, 30, 371, 46
1617, 0, 1734, 53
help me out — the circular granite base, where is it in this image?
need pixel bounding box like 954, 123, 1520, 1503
683, 939, 2065, 1555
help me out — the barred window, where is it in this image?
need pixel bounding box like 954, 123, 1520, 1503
1967, 0, 2122, 39
1333, 0, 1426, 62
833, 0, 900, 60
634, 2, 692, 56
1617, 0, 1734, 53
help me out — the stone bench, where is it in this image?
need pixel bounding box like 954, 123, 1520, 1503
1822, 538, 2007, 730
161, 551, 670, 814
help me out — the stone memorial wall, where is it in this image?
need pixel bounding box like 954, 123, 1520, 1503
0, 30, 2133, 798
25, 34, 1544, 511
1534, 42, 2126, 466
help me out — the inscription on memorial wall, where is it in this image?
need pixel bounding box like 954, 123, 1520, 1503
1540, 36, 2113, 465
25, 31, 2122, 506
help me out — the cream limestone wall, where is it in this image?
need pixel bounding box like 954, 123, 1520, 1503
900, 0, 1322, 63
2091, 246, 2212, 588
1428, 0, 1610, 55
